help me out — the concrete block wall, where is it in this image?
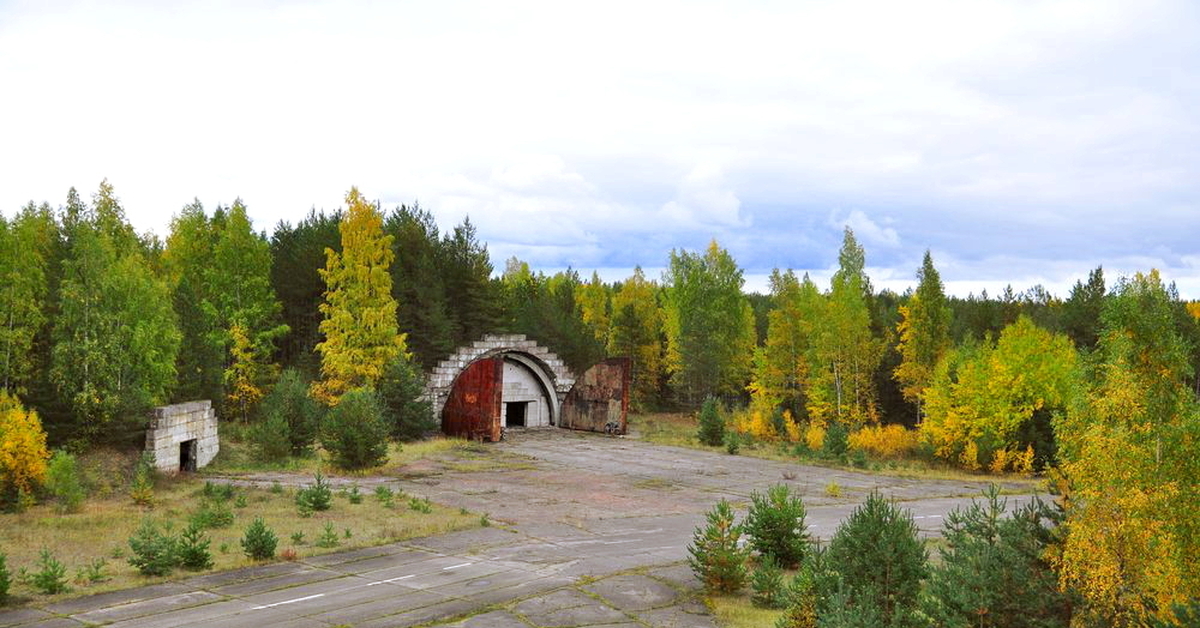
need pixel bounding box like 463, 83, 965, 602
423, 334, 577, 423
144, 400, 220, 473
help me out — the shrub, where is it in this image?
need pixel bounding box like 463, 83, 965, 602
177, 523, 214, 571
378, 354, 437, 442
751, 555, 786, 609
315, 522, 340, 548
296, 472, 333, 513
75, 557, 109, 584
826, 492, 926, 627
190, 498, 234, 529
408, 496, 432, 513
262, 368, 322, 456
130, 452, 156, 506
128, 519, 178, 576
687, 498, 748, 593
31, 549, 70, 594
923, 485, 1070, 628
696, 398, 725, 447
822, 421, 849, 459
804, 423, 825, 452
745, 484, 809, 568
346, 485, 363, 504
847, 425, 918, 460
0, 552, 9, 604
322, 389, 389, 470
249, 406, 291, 462
45, 450, 86, 513
241, 517, 277, 560
724, 431, 741, 455
0, 391, 50, 508
202, 480, 235, 501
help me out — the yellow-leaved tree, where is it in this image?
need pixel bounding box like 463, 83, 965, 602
1052, 270, 1200, 626
0, 390, 49, 505
312, 188, 406, 405
224, 323, 267, 421
893, 250, 951, 422
606, 267, 663, 411
920, 316, 1076, 471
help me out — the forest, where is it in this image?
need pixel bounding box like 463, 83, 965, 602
2, 182, 1199, 624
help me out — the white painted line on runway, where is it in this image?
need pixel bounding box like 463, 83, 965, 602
253, 593, 325, 610
367, 574, 415, 586
443, 562, 473, 571
602, 539, 640, 545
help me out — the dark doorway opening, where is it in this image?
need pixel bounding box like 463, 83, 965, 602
505, 402, 528, 427
180, 439, 197, 473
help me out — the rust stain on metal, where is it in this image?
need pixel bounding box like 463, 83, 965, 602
560, 357, 631, 434
442, 358, 502, 441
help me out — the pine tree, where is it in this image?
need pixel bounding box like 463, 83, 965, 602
385, 204, 455, 367
893, 250, 951, 422
163, 200, 224, 403
312, 188, 406, 404
687, 498, 748, 593
270, 209, 342, 372
924, 486, 1070, 628
826, 492, 926, 627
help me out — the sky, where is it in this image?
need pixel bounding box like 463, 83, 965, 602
2, 0, 1198, 297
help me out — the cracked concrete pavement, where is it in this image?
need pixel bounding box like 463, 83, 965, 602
0, 428, 1038, 628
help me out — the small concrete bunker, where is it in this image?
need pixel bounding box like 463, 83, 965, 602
426, 334, 630, 441
144, 400, 219, 474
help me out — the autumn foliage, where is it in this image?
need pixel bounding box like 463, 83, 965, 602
0, 391, 50, 503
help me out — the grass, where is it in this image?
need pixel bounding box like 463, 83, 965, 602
0, 446, 481, 606
204, 434, 518, 478
627, 412, 1039, 487
709, 594, 784, 628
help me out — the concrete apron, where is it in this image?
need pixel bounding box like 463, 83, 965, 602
0, 429, 1037, 628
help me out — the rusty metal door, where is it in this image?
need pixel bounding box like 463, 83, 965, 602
560, 357, 631, 434
442, 357, 503, 441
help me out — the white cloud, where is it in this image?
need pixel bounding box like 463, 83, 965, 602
828, 210, 900, 248
1, 0, 1197, 296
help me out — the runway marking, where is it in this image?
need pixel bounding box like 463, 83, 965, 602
367, 574, 415, 586
443, 562, 473, 571
253, 593, 325, 610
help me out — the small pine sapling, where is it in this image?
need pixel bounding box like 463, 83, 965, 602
0, 552, 10, 603
751, 555, 786, 609
241, 517, 278, 560
177, 523, 214, 571
31, 549, 70, 594
128, 519, 179, 576
745, 484, 810, 568
696, 398, 725, 447
316, 522, 340, 548
687, 498, 748, 593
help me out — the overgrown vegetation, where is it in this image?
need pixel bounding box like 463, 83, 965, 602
696, 486, 1085, 628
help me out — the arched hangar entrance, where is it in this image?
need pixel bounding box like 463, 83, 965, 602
424, 334, 630, 441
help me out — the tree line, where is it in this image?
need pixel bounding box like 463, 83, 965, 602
2, 182, 1199, 623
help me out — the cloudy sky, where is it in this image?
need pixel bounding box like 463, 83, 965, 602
2, 0, 1198, 296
